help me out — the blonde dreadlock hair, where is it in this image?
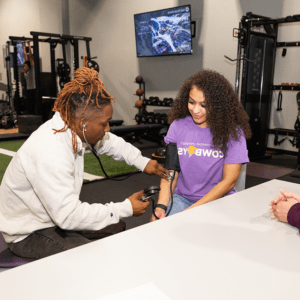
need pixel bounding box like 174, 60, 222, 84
53, 67, 115, 153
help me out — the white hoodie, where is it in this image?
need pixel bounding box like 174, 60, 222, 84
0, 112, 150, 243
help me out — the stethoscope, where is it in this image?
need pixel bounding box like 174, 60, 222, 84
82, 123, 174, 217
82, 123, 137, 181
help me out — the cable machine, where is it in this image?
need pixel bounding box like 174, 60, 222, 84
8, 35, 67, 119
29, 32, 93, 118
232, 12, 300, 163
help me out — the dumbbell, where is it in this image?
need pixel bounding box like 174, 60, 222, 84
141, 111, 149, 123
154, 113, 161, 124
163, 98, 173, 106
146, 112, 155, 124
151, 97, 159, 105
147, 96, 154, 105
162, 98, 173, 106
167, 98, 174, 106
135, 113, 143, 124
160, 113, 168, 125
162, 98, 169, 106
157, 98, 164, 106
143, 99, 149, 105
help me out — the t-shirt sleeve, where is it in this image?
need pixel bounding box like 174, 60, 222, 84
224, 133, 249, 165
287, 203, 300, 232
164, 121, 178, 144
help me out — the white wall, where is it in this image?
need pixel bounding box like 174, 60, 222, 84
69, 0, 187, 124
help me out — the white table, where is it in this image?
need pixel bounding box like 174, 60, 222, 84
1, 179, 300, 299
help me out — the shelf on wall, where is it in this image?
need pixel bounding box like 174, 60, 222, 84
142, 103, 172, 107
272, 85, 300, 91
268, 128, 295, 136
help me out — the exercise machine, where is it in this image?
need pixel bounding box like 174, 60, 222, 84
232, 12, 300, 172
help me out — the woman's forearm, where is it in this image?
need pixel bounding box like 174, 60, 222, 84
193, 178, 236, 207
157, 171, 178, 207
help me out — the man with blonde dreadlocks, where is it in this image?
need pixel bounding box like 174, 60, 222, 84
0, 67, 168, 259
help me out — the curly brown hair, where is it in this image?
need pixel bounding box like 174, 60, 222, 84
168, 69, 251, 155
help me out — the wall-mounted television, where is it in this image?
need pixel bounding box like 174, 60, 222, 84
16, 42, 25, 66
134, 5, 193, 57
9, 41, 25, 67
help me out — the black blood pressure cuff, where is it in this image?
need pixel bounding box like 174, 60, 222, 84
165, 143, 181, 173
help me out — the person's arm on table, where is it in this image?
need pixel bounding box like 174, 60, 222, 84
185, 163, 242, 210
269, 198, 300, 229
269, 189, 300, 207
94, 132, 168, 180
150, 171, 179, 221
287, 202, 300, 231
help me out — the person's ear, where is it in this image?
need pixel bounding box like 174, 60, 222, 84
79, 119, 86, 131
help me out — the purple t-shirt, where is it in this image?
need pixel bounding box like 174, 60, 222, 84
164, 116, 249, 202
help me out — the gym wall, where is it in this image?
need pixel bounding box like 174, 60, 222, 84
1, 0, 300, 154
67, 0, 278, 123
69, 0, 299, 154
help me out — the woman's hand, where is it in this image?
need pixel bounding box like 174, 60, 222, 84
184, 204, 197, 211
150, 209, 166, 222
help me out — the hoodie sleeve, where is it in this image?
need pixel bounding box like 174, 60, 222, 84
94, 132, 150, 171
287, 203, 300, 232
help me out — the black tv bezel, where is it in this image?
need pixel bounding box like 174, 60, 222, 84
134, 4, 193, 58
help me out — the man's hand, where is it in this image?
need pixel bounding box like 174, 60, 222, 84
269, 193, 286, 207
269, 198, 298, 223
279, 189, 300, 202
128, 190, 151, 216
150, 209, 166, 222
269, 189, 300, 207
144, 160, 169, 180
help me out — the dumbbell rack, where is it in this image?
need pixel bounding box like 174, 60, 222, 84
142, 97, 173, 107
134, 79, 146, 114
135, 97, 173, 125
134, 78, 173, 126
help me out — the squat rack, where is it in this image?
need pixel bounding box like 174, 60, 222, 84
8, 32, 93, 118
8, 35, 69, 117
30, 31, 92, 116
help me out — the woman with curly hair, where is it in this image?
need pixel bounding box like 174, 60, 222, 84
151, 69, 251, 220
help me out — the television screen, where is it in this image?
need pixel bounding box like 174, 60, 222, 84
9, 41, 25, 67
134, 5, 193, 57
16, 42, 25, 66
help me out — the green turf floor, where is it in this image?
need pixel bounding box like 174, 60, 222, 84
0, 140, 138, 183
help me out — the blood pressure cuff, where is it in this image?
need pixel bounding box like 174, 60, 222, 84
164, 143, 181, 173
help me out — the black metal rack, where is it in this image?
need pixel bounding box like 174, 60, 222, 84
233, 12, 300, 162
28, 31, 93, 117
272, 85, 300, 91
